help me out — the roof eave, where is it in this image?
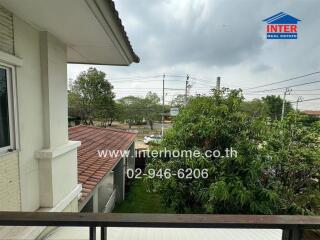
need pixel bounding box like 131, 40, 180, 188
85, 0, 140, 65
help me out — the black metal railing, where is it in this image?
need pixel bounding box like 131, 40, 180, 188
0, 212, 319, 240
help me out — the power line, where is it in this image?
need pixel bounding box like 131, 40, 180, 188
108, 75, 162, 80
190, 76, 211, 84
243, 71, 320, 91
246, 80, 320, 94
191, 81, 211, 85
114, 88, 185, 91
246, 93, 320, 96
290, 88, 320, 92
288, 97, 320, 104
165, 74, 185, 78
110, 78, 184, 83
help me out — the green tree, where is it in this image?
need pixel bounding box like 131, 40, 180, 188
117, 92, 162, 130
146, 90, 320, 215
262, 95, 292, 120
68, 68, 115, 125
262, 113, 320, 214
240, 98, 268, 117
171, 94, 186, 107
68, 90, 82, 118
117, 96, 145, 128
143, 92, 162, 130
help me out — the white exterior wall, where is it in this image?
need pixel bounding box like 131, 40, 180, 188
36, 31, 80, 209
13, 16, 44, 211
40, 32, 68, 149
38, 148, 78, 208
0, 152, 21, 211
0, 14, 80, 212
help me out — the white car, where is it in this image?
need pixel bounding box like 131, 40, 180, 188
144, 135, 162, 144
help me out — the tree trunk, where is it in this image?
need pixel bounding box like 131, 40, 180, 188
149, 120, 154, 130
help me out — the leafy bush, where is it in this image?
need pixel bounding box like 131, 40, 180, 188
146, 89, 320, 214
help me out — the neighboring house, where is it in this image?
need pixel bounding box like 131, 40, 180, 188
69, 125, 136, 213
0, 0, 138, 238
302, 110, 320, 118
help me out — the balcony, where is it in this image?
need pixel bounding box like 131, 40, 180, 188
0, 212, 319, 240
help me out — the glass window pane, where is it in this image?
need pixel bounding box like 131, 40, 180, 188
0, 68, 10, 148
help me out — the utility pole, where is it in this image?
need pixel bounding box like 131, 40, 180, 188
295, 96, 303, 123
216, 76, 221, 91
296, 96, 303, 111
281, 87, 292, 120
161, 74, 165, 137
184, 74, 190, 106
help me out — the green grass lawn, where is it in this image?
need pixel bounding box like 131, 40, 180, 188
113, 179, 174, 213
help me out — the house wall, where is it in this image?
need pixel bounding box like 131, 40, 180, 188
0, 152, 21, 211
114, 158, 125, 202
0, 6, 80, 212
13, 15, 44, 211
80, 145, 136, 213
14, 16, 81, 211
98, 172, 114, 212
40, 31, 68, 149
37, 31, 79, 209
127, 142, 135, 171
0, 5, 21, 212
0, 5, 14, 54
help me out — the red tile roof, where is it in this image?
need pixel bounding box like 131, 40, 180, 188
303, 110, 320, 116
69, 125, 137, 202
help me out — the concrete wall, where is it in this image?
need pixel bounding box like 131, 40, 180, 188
36, 31, 79, 209
0, 152, 21, 211
0, 12, 80, 212
127, 143, 135, 171
98, 172, 114, 212
40, 31, 68, 149
104, 189, 116, 213
80, 145, 136, 213
38, 149, 78, 208
13, 15, 44, 211
114, 158, 125, 202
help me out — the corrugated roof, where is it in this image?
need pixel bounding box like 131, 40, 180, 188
69, 125, 136, 202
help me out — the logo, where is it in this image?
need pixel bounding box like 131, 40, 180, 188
263, 12, 301, 39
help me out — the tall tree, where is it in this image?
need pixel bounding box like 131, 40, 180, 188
144, 92, 162, 130
262, 95, 292, 120
240, 99, 268, 117
117, 92, 162, 130
117, 96, 145, 128
171, 94, 186, 107
68, 67, 115, 125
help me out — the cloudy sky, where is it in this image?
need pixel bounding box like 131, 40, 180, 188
68, 0, 320, 110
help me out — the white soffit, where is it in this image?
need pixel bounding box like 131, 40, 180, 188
0, 0, 139, 65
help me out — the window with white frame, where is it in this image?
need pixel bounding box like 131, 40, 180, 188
0, 64, 15, 153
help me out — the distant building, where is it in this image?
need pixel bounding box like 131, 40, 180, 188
302, 110, 320, 118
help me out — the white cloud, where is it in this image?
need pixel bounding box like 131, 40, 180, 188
68, 0, 320, 109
